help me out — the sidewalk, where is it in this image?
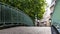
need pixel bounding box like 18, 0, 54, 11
0, 27, 51, 34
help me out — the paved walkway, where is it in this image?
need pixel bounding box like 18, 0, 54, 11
0, 27, 51, 34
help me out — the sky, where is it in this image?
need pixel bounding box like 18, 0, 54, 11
46, 0, 52, 5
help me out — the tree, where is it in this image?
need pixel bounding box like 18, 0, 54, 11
0, 0, 46, 21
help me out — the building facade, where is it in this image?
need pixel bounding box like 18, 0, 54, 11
39, 0, 56, 27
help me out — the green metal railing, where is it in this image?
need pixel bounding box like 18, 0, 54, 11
0, 2, 34, 27
51, 0, 60, 29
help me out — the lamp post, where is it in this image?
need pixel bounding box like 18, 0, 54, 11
35, 11, 39, 26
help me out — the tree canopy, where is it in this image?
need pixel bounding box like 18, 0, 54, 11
0, 0, 46, 20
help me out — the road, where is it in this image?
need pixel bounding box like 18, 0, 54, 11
0, 27, 51, 34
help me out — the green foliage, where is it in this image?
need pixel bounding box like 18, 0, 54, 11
0, 0, 46, 20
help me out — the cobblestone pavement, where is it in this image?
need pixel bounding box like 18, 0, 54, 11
0, 27, 51, 34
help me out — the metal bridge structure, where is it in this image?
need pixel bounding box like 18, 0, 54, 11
0, 2, 34, 27
51, 0, 60, 32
